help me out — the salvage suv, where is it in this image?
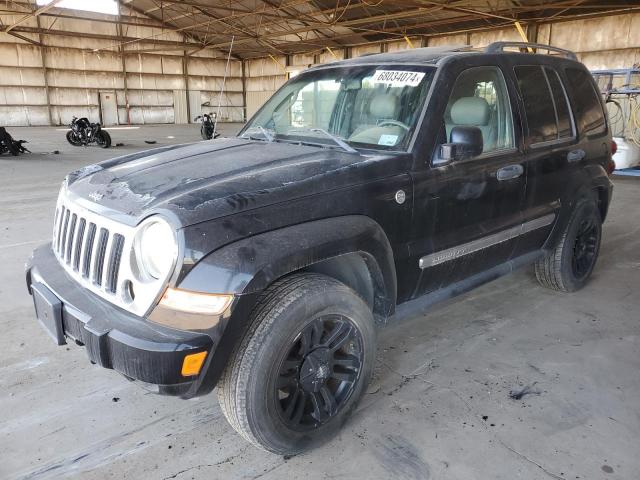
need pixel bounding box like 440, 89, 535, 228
27, 42, 614, 454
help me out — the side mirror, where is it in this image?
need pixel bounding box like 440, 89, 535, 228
434, 126, 483, 165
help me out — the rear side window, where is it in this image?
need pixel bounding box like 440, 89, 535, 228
566, 68, 606, 136
514, 66, 558, 144
544, 68, 573, 138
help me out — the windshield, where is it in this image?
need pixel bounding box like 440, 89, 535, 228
240, 65, 435, 152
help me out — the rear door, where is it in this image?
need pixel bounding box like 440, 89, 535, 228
511, 64, 579, 256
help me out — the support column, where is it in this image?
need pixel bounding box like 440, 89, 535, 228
182, 40, 191, 123
35, 14, 53, 125
241, 59, 247, 123
117, 2, 130, 125
527, 22, 539, 43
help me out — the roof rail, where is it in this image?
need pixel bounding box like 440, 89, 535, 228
485, 42, 577, 61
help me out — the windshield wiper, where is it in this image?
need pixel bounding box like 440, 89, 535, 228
309, 128, 358, 154
242, 126, 274, 142
287, 128, 358, 153
258, 126, 274, 142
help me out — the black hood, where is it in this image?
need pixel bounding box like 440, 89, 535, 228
66, 138, 406, 227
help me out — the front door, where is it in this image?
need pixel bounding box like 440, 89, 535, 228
409, 65, 526, 297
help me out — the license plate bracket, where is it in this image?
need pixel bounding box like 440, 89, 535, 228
32, 282, 66, 346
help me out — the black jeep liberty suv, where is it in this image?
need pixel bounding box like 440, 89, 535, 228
27, 42, 614, 454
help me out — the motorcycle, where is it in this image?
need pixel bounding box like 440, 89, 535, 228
194, 113, 220, 140
66, 116, 111, 148
0, 127, 29, 156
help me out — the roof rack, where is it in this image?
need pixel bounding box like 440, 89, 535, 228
485, 42, 578, 61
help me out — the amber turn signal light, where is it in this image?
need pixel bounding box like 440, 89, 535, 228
181, 351, 207, 377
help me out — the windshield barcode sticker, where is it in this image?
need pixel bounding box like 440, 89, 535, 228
371, 70, 425, 87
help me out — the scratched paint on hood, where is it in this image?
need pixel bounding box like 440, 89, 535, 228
66, 137, 400, 227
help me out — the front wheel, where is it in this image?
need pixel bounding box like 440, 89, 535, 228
218, 273, 375, 454
66, 130, 81, 146
535, 198, 602, 292
201, 124, 212, 140
95, 130, 111, 148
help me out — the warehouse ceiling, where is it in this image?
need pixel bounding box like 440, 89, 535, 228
3, 0, 640, 59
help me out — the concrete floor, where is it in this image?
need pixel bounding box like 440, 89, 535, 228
1, 125, 639, 480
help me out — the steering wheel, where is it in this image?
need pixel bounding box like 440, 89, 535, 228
378, 120, 410, 131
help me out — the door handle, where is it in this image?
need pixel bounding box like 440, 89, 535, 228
496, 164, 524, 181
567, 149, 586, 163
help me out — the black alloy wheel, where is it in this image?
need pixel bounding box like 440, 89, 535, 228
534, 198, 602, 292
275, 315, 363, 430
217, 273, 375, 454
572, 217, 599, 279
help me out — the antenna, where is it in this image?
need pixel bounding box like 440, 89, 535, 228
213, 35, 234, 137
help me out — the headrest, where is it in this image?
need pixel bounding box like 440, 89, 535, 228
369, 93, 398, 118
450, 96, 490, 126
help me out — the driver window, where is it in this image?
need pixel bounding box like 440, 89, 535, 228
445, 66, 514, 154
272, 80, 341, 132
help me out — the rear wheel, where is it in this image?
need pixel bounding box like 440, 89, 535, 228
8, 142, 20, 156
535, 198, 602, 292
96, 130, 111, 148
218, 273, 375, 454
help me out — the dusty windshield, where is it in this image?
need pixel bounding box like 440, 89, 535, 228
240, 65, 435, 152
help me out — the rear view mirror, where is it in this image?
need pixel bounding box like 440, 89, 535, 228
434, 126, 483, 165
341, 78, 362, 91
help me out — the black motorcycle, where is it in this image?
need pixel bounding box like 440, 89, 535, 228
194, 113, 220, 140
0, 127, 29, 156
66, 116, 111, 148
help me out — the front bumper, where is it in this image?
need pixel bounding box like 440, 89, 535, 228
26, 243, 215, 397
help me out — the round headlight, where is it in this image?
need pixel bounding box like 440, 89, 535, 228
134, 217, 177, 280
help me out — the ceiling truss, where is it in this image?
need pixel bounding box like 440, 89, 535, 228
1, 0, 639, 59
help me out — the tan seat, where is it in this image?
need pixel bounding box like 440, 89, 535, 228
445, 96, 496, 152
349, 92, 403, 145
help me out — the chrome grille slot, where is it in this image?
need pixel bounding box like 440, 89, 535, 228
82, 222, 96, 278
106, 234, 125, 293
72, 218, 86, 271
59, 209, 70, 256
54, 206, 65, 252
66, 213, 77, 264
93, 228, 109, 287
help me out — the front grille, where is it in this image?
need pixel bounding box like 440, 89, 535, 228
50, 190, 172, 318
52, 201, 127, 297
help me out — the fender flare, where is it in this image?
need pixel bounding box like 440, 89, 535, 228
544, 173, 609, 250
179, 215, 397, 315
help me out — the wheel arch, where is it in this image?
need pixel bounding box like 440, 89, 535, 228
178, 215, 397, 321
180, 215, 397, 397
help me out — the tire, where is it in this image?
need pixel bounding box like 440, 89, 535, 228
201, 125, 212, 140
66, 130, 81, 146
535, 198, 602, 292
96, 130, 111, 148
217, 273, 375, 455
8, 142, 20, 156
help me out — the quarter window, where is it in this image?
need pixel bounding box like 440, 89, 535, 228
544, 67, 573, 139
566, 68, 606, 136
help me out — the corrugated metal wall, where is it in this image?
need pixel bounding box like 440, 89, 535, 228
0, 6, 243, 126
1, 9, 639, 126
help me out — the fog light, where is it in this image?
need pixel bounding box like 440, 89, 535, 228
182, 351, 207, 377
